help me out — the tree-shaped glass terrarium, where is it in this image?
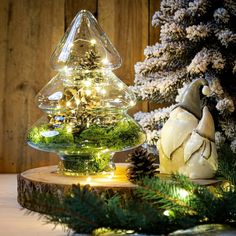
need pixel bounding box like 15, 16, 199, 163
27, 10, 146, 176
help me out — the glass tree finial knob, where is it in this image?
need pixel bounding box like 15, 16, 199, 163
50, 10, 122, 71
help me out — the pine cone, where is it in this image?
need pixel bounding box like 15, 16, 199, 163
127, 147, 158, 183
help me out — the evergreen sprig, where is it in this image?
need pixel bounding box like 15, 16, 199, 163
27, 145, 236, 235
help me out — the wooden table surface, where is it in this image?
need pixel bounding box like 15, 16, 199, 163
0, 174, 88, 236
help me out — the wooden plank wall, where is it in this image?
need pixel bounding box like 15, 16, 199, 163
0, 0, 160, 173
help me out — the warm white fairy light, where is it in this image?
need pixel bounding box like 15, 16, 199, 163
129, 100, 136, 106
113, 98, 121, 103
100, 88, 106, 95
163, 210, 171, 216
102, 58, 110, 65
85, 89, 92, 96
176, 188, 189, 199
61, 65, 72, 76
86, 177, 92, 184
90, 39, 96, 45
68, 42, 74, 48
95, 86, 101, 92
66, 101, 71, 107
83, 80, 92, 87
75, 99, 80, 105
105, 102, 111, 107
67, 126, 73, 133
107, 172, 114, 179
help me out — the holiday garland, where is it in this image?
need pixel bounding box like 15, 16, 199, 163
27, 144, 236, 235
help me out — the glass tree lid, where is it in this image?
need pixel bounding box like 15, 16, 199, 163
50, 10, 122, 71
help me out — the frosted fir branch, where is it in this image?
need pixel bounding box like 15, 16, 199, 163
160, 23, 186, 43
143, 43, 164, 58
187, 48, 225, 74
205, 73, 224, 97
230, 139, 236, 153
132, 69, 189, 103
214, 8, 230, 24
152, 0, 189, 26
174, 8, 188, 22
233, 60, 236, 74
188, 0, 211, 17
215, 131, 226, 150
215, 29, 236, 47
224, 0, 236, 16
216, 97, 235, 113
134, 106, 174, 145
219, 118, 236, 140
137, 42, 194, 76
160, 0, 188, 16
186, 23, 211, 42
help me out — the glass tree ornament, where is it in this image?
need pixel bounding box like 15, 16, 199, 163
27, 10, 146, 176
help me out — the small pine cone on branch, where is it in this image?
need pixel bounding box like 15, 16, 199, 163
127, 147, 158, 183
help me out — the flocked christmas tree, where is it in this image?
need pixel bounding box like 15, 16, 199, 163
27, 10, 145, 175
133, 0, 236, 152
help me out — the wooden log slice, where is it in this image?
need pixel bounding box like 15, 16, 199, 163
17, 164, 136, 213
17, 163, 222, 213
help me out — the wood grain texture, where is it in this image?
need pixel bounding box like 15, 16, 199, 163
98, 0, 150, 115
0, 0, 161, 172
0, 0, 64, 172
149, 0, 160, 45
17, 164, 136, 212
65, 0, 97, 29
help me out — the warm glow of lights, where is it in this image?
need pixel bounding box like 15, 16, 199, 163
176, 188, 189, 199
61, 66, 72, 76
114, 98, 121, 103
83, 80, 92, 87
95, 86, 101, 92
90, 39, 96, 45
102, 58, 109, 65
75, 99, 80, 105
85, 89, 92, 96
129, 100, 136, 106
66, 101, 71, 107
86, 177, 92, 184
68, 42, 74, 48
107, 172, 114, 179
56, 104, 61, 109
105, 102, 111, 107
100, 89, 106, 95
163, 210, 171, 216
67, 126, 72, 133
101, 149, 109, 153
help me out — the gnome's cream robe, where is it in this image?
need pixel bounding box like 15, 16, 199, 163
158, 78, 218, 179
179, 107, 218, 179
159, 107, 199, 174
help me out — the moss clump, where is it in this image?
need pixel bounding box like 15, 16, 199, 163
76, 120, 143, 150
28, 120, 143, 152
27, 119, 144, 174
60, 151, 111, 175
28, 125, 74, 151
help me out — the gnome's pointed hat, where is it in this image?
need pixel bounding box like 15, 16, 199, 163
196, 106, 215, 141
178, 78, 208, 119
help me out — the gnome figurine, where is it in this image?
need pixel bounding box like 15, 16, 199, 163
158, 78, 218, 179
